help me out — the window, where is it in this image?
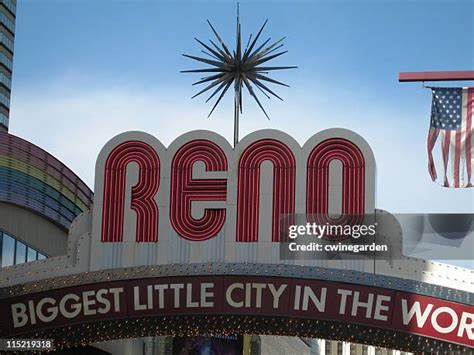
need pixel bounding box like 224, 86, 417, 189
0, 230, 48, 267
0, 72, 11, 89
27, 247, 38, 262
1, 233, 14, 267
0, 112, 8, 127
325, 341, 342, 355
350, 344, 359, 355
15, 240, 26, 264
0, 52, 12, 71
0, 32, 13, 52
0, 0, 16, 16
337, 342, 343, 355
0, 92, 9, 108
0, 12, 15, 33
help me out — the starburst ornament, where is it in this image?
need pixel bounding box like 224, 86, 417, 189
181, 5, 296, 147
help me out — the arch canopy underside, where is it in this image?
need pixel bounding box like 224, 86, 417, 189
2, 315, 470, 353
0, 267, 471, 353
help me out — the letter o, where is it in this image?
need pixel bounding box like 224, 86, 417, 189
432, 307, 459, 334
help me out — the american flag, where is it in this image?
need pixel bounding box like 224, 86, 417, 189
427, 87, 473, 188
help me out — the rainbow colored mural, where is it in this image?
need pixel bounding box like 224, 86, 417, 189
0, 132, 93, 230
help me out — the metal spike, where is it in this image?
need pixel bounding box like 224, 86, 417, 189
255, 73, 290, 87
242, 75, 270, 119
194, 37, 227, 62
252, 81, 271, 99
206, 77, 232, 103
207, 20, 233, 57
244, 34, 253, 54
247, 75, 283, 101
236, 3, 241, 62
249, 37, 286, 62
242, 19, 268, 61
245, 37, 271, 62
236, 24, 241, 63
192, 75, 229, 99
251, 43, 284, 62
209, 39, 233, 63
192, 73, 225, 86
201, 50, 220, 60
251, 51, 288, 67
208, 80, 233, 117
239, 82, 243, 113
182, 54, 231, 69
251, 66, 298, 72
181, 68, 227, 73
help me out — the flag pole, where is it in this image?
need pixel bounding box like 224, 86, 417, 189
234, 80, 240, 147
399, 71, 474, 82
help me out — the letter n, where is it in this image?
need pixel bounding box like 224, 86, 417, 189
236, 139, 296, 242
306, 138, 365, 228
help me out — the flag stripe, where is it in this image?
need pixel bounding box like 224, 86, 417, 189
453, 129, 461, 188
442, 130, 451, 186
466, 88, 473, 185
458, 88, 467, 187
427, 127, 440, 181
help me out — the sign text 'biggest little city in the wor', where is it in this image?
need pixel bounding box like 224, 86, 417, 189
5, 276, 473, 347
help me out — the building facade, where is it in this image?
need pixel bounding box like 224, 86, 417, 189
0, 0, 15, 131
0, 132, 94, 264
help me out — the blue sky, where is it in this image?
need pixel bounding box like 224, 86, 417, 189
11, 0, 473, 89
7, 0, 474, 257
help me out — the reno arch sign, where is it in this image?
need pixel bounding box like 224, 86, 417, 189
1, 128, 473, 352
90, 128, 375, 270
